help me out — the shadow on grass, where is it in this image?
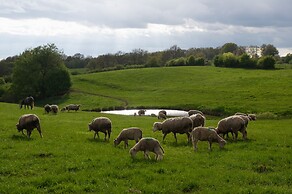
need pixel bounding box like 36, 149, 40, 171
11, 134, 31, 141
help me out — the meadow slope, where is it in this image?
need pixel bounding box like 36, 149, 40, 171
61, 66, 292, 116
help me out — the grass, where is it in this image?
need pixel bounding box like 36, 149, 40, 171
0, 102, 291, 193
50, 66, 292, 116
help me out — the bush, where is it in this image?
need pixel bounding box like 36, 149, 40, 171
257, 56, 275, 69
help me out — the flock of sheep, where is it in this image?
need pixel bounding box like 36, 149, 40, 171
16, 100, 256, 161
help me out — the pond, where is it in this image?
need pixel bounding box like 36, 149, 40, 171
102, 109, 189, 117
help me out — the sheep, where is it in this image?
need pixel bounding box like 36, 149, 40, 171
137, 109, 146, 116
215, 115, 247, 141
153, 117, 193, 143
129, 137, 164, 160
190, 127, 227, 151
189, 113, 206, 128
44, 104, 51, 113
114, 127, 142, 148
157, 110, 167, 120
188, 110, 204, 116
20, 96, 34, 109
16, 114, 42, 138
88, 117, 112, 141
50, 105, 59, 114
235, 112, 257, 121
65, 104, 80, 112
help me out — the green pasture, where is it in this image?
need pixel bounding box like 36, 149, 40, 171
0, 102, 291, 193
55, 66, 291, 116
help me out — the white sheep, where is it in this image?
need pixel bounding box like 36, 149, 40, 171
129, 137, 164, 160
153, 117, 193, 143
50, 105, 59, 114
114, 127, 142, 148
16, 114, 42, 138
88, 117, 112, 141
189, 113, 206, 128
190, 127, 226, 151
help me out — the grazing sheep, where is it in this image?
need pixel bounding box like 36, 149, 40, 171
215, 115, 247, 141
158, 110, 167, 120
188, 110, 203, 116
20, 96, 34, 109
138, 109, 146, 116
65, 104, 80, 112
189, 113, 206, 128
114, 127, 143, 148
153, 117, 193, 143
16, 114, 42, 138
88, 117, 112, 141
129, 137, 164, 160
50, 105, 59, 114
190, 127, 226, 151
248, 114, 257, 121
44, 104, 51, 113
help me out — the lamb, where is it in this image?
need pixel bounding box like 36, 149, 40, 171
65, 104, 80, 112
44, 104, 51, 113
188, 110, 204, 116
16, 114, 42, 138
114, 127, 142, 148
189, 113, 206, 128
190, 127, 227, 151
153, 117, 193, 143
137, 109, 146, 116
88, 117, 112, 141
215, 115, 247, 141
129, 137, 164, 160
50, 105, 59, 114
157, 110, 167, 120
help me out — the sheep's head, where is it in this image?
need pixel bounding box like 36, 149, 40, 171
129, 148, 137, 157
218, 138, 227, 149
16, 123, 21, 131
153, 122, 162, 132
113, 139, 118, 146
88, 123, 92, 131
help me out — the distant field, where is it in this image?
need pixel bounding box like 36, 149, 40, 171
0, 102, 291, 193
59, 66, 292, 117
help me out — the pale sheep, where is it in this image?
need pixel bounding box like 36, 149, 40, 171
138, 109, 146, 116
215, 115, 247, 141
51, 105, 59, 114
188, 110, 204, 116
44, 104, 51, 113
65, 104, 80, 112
88, 117, 112, 141
114, 127, 143, 148
190, 127, 227, 151
189, 113, 206, 128
153, 117, 193, 143
16, 114, 42, 138
129, 137, 164, 160
157, 110, 167, 120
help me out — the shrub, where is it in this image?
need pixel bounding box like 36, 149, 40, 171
257, 56, 275, 69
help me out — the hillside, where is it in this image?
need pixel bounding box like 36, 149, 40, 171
53, 66, 292, 116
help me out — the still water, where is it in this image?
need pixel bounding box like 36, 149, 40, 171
102, 109, 188, 117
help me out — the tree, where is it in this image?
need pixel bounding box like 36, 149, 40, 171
261, 44, 279, 56
11, 44, 71, 99
239, 53, 257, 69
220, 43, 238, 54
257, 56, 275, 69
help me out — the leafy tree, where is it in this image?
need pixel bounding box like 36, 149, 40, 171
239, 53, 257, 69
257, 56, 276, 69
213, 55, 224, 67
186, 55, 196, 66
11, 44, 71, 100
222, 52, 239, 67
220, 43, 238, 54
261, 44, 279, 56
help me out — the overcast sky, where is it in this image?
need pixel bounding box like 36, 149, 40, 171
1, 0, 292, 59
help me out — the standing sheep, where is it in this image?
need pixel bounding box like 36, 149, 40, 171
215, 115, 247, 141
114, 127, 143, 148
157, 110, 167, 120
129, 137, 164, 160
65, 104, 80, 112
189, 113, 206, 128
88, 117, 112, 141
190, 127, 226, 151
16, 114, 42, 138
137, 109, 146, 116
188, 110, 204, 116
44, 104, 51, 113
153, 117, 193, 143
51, 105, 59, 114
20, 96, 34, 109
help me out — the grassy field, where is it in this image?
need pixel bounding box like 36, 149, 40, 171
40, 66, 292, 117
1, 66, 292, 193
0, 102, 291, 193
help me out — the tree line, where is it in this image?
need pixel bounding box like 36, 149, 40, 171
0, 42, 291, 102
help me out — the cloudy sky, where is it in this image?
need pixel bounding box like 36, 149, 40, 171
0, 0, 292, 59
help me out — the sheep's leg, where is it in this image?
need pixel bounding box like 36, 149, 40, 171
124, 140, 128, 148
234, 131, 238, 141
173, 132, 177, 142
186, 132, 191, 143
27, 130, 31, 138
193, 139, 198, 151
162, 133, 167, 141
21, 130, 26, 136
104, 132, 107, 141
36, 126, 43, 138
144, 151, 150, 159
208, 141, 212, 151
